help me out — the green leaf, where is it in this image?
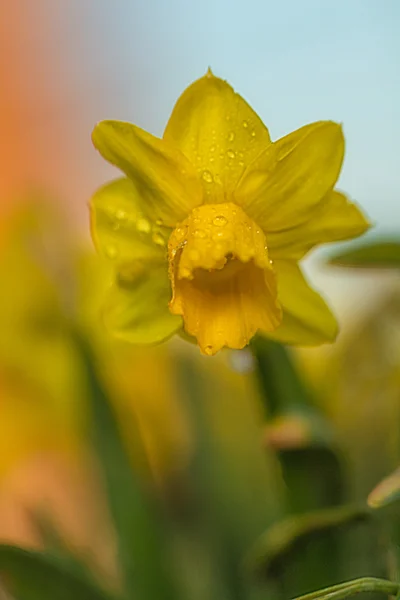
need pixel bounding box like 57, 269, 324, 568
174, 356, 284, 600
368, 468, 400, 583
291, 577, 399, 600
328, 238, 400, 268
0, 545, 116, 600
75, 332, 178, 600
245, 505, 371, 579
368, 466, 400, 509
251, 337, 347, 594
29, 509, 97, 583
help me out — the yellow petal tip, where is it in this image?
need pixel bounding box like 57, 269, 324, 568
206, 66, 215, 78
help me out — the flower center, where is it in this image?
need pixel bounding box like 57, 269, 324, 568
168, 203, 282, 354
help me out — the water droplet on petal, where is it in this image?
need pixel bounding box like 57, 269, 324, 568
116, 209, 127, 221
213, 215, 228, 227
202, 170, 213, 183
193, 229, 207, 239
227, 149, 235, 159
105, 245, 118, 259
155, 218, 163, 226
181, 266, 192, 278
228, 131, 235, 142
242, 120, 249, 128
136, 218, 151, 233
251, 130, 256, 137
152, 232, 165, 246
204, 345, 214, 356
212, 229, 232, 241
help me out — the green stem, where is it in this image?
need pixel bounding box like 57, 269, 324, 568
292, 577, 399, 600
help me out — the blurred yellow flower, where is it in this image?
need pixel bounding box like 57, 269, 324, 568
91, 70, 369, 355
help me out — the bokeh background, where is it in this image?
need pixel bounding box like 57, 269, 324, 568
1, 2, 400, 598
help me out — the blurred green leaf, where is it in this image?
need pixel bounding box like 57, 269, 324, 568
245, 505, 371, 579
368, 467, 400, 581
0, 545, 116, 600
175, 356, 284, 600
368, 466, 400, 509
251, 337, 346, 594
75, 332, 178, 600
251, 337, 342, 511
328, 238, 400, 268
292, 577, 399, 600
29, 509, 97, 584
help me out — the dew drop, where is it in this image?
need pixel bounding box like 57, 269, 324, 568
239, 161, 245, 167
202, 170, 213, 183
136, 218, 151, 233
155, 218, 163, 226
204, 345, 214, 356
210, 145, 215, 152
242, 120, 249, 128
227, 131, 235, 142
226, 149, 235, 159
213, 215, 228, 227
105, 245, 118, 259
212, 229, 232, 241
251, 130, 256, 137
193, 228, 207, 239
181, 266, 192, 278
116, 209, 127, 221
152, 232, 165, 246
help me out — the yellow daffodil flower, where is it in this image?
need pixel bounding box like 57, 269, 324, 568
90, 70, 369, 355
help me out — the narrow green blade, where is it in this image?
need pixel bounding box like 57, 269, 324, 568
75, 332, 178, 600
0, 545, 117, 600
328, 238, 400, 268
245, 504, 370, 578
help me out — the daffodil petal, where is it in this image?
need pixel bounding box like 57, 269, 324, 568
268, 190, 371, 260
90, 178, 169, 263
104, 260, 182, 344
235, 121, 345, 231
92, 120, 203, 226
163, 71, 271, 202
266, 260, 338, 345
